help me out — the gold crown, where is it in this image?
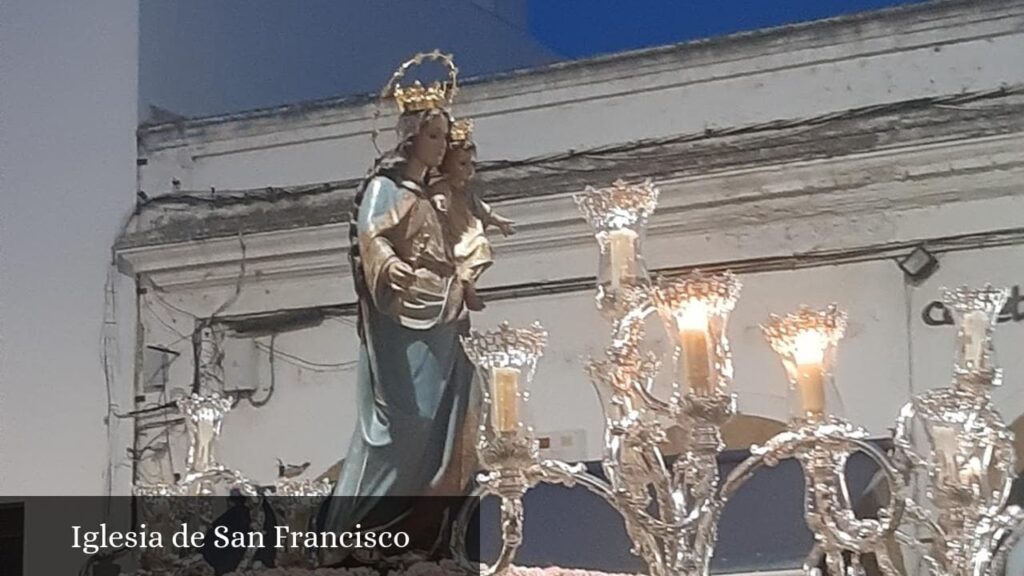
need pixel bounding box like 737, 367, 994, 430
392, 80, 450, 113
449, 118, 474, 143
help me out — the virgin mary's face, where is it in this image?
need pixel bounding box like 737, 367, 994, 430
410, 114, 449, 168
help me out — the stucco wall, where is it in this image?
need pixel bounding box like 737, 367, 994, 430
1, 0, 138, 497
1, 0, 138, 573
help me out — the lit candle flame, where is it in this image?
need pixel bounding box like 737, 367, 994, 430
793, 329, 828, 416
793, 329, 828, 365
677, 300, 709, 331
762, 305, 845, 420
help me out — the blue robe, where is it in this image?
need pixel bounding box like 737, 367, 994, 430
322, 175, 476, 543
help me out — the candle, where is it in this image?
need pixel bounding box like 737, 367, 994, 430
491, 367, 520, 433
932, 425, 959, 482
793, 330, 828, 416
962, 310, 988, 367
607, 229, 638, 291
678, 301, 711, 395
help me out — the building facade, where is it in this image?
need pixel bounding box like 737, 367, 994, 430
115, 0, 1024, 570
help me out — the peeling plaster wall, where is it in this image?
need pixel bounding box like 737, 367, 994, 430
137, 0, 1024, 193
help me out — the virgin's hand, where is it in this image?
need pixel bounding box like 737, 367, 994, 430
431, 194, 448, 213
386, 260, 416, 293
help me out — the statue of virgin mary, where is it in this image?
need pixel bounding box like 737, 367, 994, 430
320, 53, 478, 559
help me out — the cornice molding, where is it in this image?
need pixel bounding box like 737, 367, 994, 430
137, 0, 1024, 155
119, 89, 1024, 251
117, 130, 1024, 290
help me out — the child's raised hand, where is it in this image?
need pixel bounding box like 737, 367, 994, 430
491, 214, 516, 236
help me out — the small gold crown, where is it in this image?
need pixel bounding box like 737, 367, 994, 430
449, 118, 474, 143
392, 80, 449, 113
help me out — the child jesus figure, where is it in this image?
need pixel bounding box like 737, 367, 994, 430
429, 118, 514, 311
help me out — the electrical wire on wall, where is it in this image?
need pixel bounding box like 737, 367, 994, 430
100, 264, 121, 506
246, 334, 276, 408
328, 316, 358, 328
210, 231, 248, 322
141, 297, 192, 342
140, 231, 247, 328
130, 84, 1024, 212
142, 276, 202, 322
127, 229, 358, 421
99, 203, 147, 506
254, 339, 358, 372
203, 219, 1024, 329
467, 224, 1024, 305
117, 230, 252, 486
233, 332, 358, 408
191, 329, 360, 410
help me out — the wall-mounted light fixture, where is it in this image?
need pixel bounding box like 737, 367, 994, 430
897, 244, 939, 284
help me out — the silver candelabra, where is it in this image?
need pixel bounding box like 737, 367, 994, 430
131, 324, 335, 574
456, 179, 1024, 576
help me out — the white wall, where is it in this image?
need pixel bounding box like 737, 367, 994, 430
132, 243, 1024, 475
123, 152, 1024, 472
1, 0, 138, 497
0, 0, 138, 572
909, 245, 1024, 404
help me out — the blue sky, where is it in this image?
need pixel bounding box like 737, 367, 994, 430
528, 0, 927, 57
140, 0, 926, 121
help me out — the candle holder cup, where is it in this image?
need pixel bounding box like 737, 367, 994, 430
651, 271, 741, 404
892, 285, 1020, 575
574, 179, 658, 318
944, 285, 1008, 389
452, 172, 1024, 576
762, 305, 847, 425
462, 321, 548, 472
